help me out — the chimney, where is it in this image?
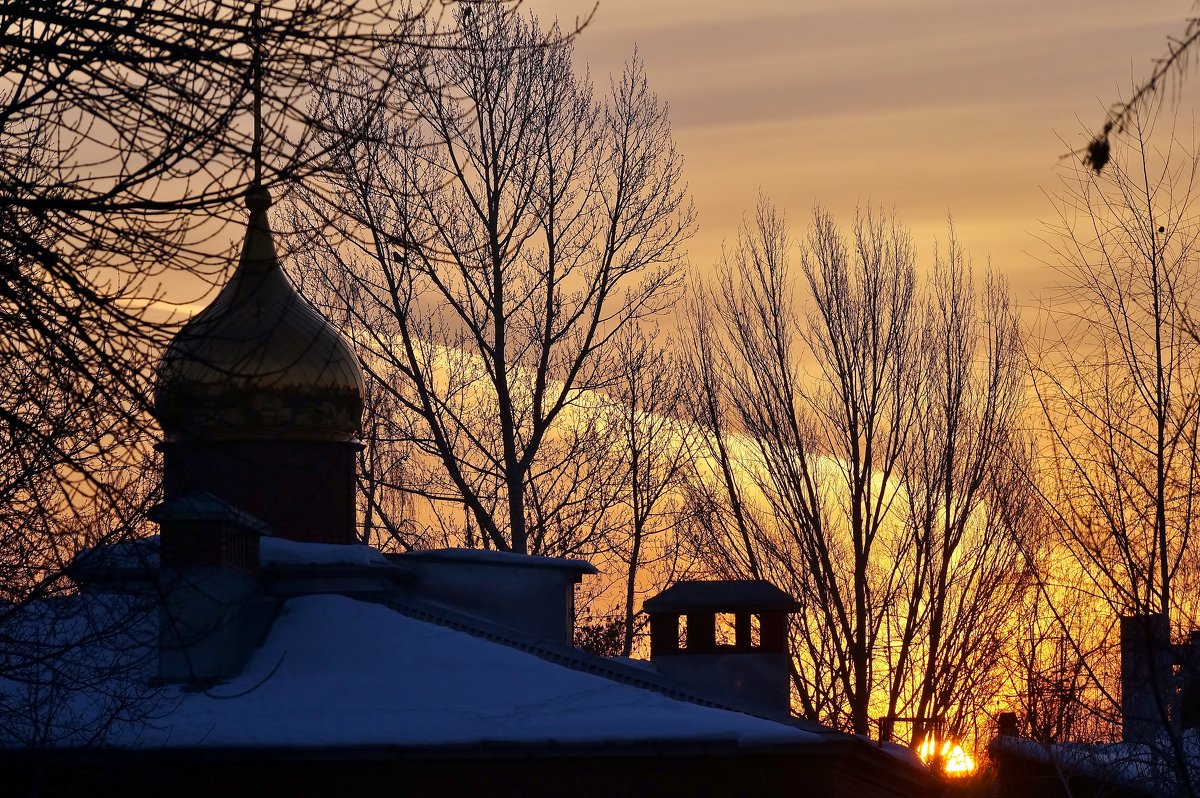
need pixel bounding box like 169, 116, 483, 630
396, 549, 597, 645
1120, 613, 1178, 744
1180, 631, 1200, 730
643, 580, 800, 719
151, 492, 271, 683
996, 711, 1020, 737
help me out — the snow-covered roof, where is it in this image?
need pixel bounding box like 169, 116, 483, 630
14, 539, 885, 758
990, 732, 1192, 793
0, 592, 159, 748
259, 537, 391, 568
72, 535, 161, 572
33, 594, 823, 750
68, 537, 161, 594
149, 492, 270, 533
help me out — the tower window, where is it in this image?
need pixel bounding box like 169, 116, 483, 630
715, 612, 736, 647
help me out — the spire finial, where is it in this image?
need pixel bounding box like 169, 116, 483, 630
251, 2, 264, 191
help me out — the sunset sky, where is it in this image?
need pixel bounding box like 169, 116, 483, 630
526, 0, 1197, 307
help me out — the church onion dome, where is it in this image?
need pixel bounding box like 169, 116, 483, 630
155, 187, 365, 442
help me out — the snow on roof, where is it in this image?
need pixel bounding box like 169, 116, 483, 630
606, 656, 660, 674
72, 535, 161, 572
0, 592, 160, 748
258, 537, 390, 568
399, 547, 598, 574
862, 737, 926, 770
114, 595, 820, 749
72, 536, 395, 575
990, 732, 1193, 790
148, 492, 270, 534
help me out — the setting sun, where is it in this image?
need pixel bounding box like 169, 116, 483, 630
917, 734, 977, 776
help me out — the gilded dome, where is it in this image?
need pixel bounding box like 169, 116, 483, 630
155, 187, 365, 442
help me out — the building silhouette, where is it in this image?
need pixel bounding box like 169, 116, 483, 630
5, 186, 933, 798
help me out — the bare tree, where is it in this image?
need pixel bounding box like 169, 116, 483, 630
1036, 111, 1200, 625
606, 323, 697, 656
1, 0, 412, 392
1029, 110, 1200, 793
684, 198, 1028, 742
290, 4, 694, 555
685, 199, 918, 732
0, 0, 509, 747
0, 0, 429, 591
889, 235, 1029, 739
994, 532, 1118, 748
571, 324, 698, 658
